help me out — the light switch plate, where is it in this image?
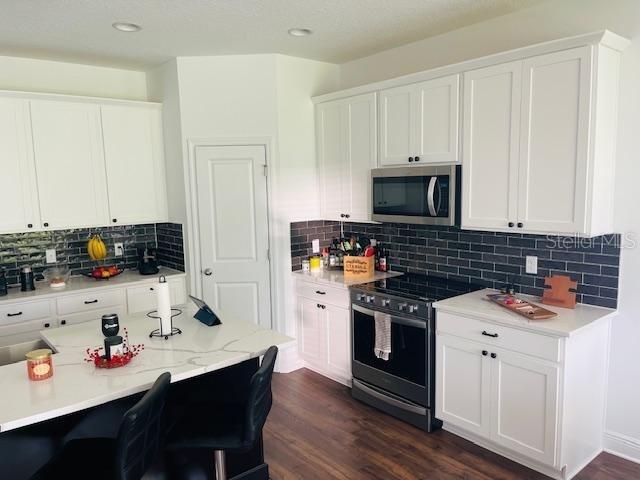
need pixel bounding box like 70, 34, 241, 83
45, 249, 57, 264
311, 239, 320, 254
114, 242, 124, 257
525, 255, 538, 274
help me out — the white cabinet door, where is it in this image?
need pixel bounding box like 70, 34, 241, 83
297, 296, 325, 368
461, 61, 522, 232
30, 100, 109, 230
317, 101, 347, 221
101, 105, 167, 225
414, 74, 460, 163
379, 84, 415, 166
0, 98, 40, 233
490, 348, 559, 466
324, 303, 351, 380
517, 47, 591, 234
344, 93, 376, 221
436, 334, 492, 437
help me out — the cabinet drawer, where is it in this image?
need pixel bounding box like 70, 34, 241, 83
296, 280, 349, 308
0, 300, 52, 326
57, 289, 125, 315
0, 317, 56, 339
437, 311, 560, 362
59, 306, 126, 327
126, 279, 186, 314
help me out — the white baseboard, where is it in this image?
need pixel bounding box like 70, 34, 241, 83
604, 430, 640, 465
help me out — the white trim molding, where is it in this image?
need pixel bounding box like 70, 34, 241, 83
604, 430, 640, 465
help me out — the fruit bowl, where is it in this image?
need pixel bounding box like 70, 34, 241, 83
87, 265, 124, 280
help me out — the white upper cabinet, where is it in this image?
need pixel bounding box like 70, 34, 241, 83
101, 105, 167, 225
0, 98, 40, 233
517, 47, 591, 234
379, 74, 459, 166
30, 100, 109, 230
461, 45, 620, 236
461, 62, 521, 231
317, 93, 376, 222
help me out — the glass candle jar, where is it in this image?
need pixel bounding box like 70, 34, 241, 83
26, 349, 53, 381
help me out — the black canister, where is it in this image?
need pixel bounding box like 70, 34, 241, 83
20, 266, 35, 292
104, 335, 124, 361
101, 313, 120, 337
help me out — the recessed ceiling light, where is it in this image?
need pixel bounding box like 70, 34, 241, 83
288, 28, 313, 37
112, 22, 142, 33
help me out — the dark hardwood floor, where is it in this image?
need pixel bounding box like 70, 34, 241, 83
264, 369, 640, 480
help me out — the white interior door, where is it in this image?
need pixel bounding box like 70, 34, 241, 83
461, 62, 522, 232
0, 98, 40, 233
195, 145, 271, 327
517, 47, 590, 234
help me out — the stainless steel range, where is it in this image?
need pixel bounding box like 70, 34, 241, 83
350, 273, 483, 432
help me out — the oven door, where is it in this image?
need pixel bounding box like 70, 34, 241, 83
351, 304, 430, 406
371, 165, 456, 225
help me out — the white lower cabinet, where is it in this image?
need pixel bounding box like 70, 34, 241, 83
436, 310, 609, 479
296, 279, 351, 385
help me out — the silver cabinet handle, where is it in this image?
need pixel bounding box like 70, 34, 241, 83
203, 268, 213, 276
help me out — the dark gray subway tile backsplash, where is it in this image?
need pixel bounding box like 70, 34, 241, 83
0, 222, 185, 286
290, 220, 621, 308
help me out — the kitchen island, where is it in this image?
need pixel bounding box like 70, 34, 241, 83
0, 304, 294, 478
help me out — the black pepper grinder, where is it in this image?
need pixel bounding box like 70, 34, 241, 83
20, 266, 36, 292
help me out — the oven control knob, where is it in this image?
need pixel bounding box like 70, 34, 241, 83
356, 293, 366, 302
398, 303, 408, 312
381, 299, 391, 307
365, 295, 375, 304
408, 305, 419, 314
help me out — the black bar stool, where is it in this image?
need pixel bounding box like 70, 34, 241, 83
166, 346, 278, 480
31, 372, 171, 480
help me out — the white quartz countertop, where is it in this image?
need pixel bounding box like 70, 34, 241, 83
292, 269, 403, 287
0, 305, 294, 433
434, 288, 616, 337
0, 267, 186, 304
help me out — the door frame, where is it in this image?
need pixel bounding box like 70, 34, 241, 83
185, 137, 279, 329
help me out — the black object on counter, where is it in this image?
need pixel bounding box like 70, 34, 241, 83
189, 295, 222, 326
20, 266, 35, 292
0, 269, 7, 296
101, 313, 120, 337
103, 335, 123, 361
138, 246, 160, 275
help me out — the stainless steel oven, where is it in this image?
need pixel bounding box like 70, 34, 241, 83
371, 165, 459, 225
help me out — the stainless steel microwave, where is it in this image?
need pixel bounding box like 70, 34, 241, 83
371, 165, 460, 225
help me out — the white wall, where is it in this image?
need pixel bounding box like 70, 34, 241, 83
0, 55, 147, 100
147, 54, 339, 353
337, 0, 640, 463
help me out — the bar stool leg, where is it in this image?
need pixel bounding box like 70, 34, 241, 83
214, 449, 227, 480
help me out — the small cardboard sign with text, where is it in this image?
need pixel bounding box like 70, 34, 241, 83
343, 256, 375, 280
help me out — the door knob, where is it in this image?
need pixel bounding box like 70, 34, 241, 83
203, 268, 213, 276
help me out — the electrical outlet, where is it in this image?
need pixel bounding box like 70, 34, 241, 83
45, 249, 57, 264
114, 242, 124, 257
311, 239, 320, 254
525, 255, 538, 274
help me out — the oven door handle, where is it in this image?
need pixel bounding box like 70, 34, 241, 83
353, 379, 427, 416
352, 304, 426, 329
427, 176, 438, 216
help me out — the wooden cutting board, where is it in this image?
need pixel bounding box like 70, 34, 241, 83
487, 293, 558, 320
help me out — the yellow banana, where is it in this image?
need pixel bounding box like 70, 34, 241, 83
87, 234, 108, 261
87, 236, 97, 261
97, 236, 107, 259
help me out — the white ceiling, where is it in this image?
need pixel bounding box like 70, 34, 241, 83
0, 0, 545, 70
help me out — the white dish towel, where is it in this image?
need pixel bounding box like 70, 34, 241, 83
374, 311, 392, 361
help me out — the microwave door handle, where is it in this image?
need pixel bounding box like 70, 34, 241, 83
427, 176, 438, 216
